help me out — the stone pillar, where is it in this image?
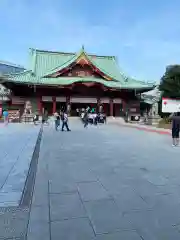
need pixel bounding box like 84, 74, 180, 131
110, 99, 113, 116
52, 97, 56, 114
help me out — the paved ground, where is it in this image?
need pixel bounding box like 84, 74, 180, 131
27, 120, 180, 240
107, 117, 171, 135
0, 124, 40, 207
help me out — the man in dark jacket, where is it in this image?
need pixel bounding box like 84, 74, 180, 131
170, 112, 180, 146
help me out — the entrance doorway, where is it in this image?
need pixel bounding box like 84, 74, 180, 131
42, 102, 53, 115
56, 102, 66, 112
114, 103, 123, 116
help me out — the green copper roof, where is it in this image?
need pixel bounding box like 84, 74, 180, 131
7, 47, 154, 90
42, 47, 126, 83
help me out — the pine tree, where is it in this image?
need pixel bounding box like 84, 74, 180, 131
159, 65, 180, 98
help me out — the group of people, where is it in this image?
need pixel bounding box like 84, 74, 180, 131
54, 111, 71, 131
78, 107, 106, 128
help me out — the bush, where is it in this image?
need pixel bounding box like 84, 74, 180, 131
159, 117, 171, 124
158, 117, 171, 129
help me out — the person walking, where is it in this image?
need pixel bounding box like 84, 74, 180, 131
169, 112, 180, 146
3, 109, 9, 125
54, 112, 60, 131
61, 111, 71, 131
83, 111, 89, 128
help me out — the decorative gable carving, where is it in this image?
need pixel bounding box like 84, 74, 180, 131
45, 52, 113, 81
76, 55, 89, 65
61, 65, 100, 78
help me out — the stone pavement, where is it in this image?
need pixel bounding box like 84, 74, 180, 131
28, 120, 180, 240
0, 123, 41, 240
108, 117, 171, 135
0, 124, 41, 207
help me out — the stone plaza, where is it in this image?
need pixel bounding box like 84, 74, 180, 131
1, 121, 180, 239
0, 124, 41, 207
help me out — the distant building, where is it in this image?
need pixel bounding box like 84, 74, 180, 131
0, 60, 25, 75
2, 46, 154, 117
0, 60, 25, 104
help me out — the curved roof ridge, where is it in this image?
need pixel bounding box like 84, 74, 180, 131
87, 53, 119, 82
43, 47, 118, 81
31, 47, 116, 59
111, 57, 131, 80
111, 58, 153, 86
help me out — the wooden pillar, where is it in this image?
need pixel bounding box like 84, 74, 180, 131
110, 99, 113, 116
52, 97, 56, 114
37, 96, 42, 115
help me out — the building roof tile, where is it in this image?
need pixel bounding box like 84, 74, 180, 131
7, 47, 154, 90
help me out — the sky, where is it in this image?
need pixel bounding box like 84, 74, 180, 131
0, 0, 180, 82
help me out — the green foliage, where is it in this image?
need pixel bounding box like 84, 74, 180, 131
159, 65, 180, 98
158, 65, 180, 117
159, 117, 171, 124
158, 117, 171, 129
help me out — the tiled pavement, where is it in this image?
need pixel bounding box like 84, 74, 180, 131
0, 123, 41, 240
0, 124, 41, 207
26, 120, 180, 240
1, 120, 178, 240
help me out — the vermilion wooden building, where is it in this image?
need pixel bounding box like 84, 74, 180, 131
2, 47, 153, 116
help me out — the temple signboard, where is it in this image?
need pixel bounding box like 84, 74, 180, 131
162, 98, 180, 113
70, 97, 97, 103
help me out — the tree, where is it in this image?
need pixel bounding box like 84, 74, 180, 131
159, 65, 180, 98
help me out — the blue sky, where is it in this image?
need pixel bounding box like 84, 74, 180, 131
0, 0, 180, 82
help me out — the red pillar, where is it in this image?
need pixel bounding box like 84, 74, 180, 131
110, 99, 113, 116
37, 96, 42, 115
52, 97, 56, 114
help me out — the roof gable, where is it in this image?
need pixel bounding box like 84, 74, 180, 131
30, 47, 134, 85
30, 47, 117, 76
6, 47, 155, 90
43, 48, 115, 81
